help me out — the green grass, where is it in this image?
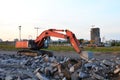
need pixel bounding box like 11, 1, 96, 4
44, 46, 74, 51
84, 46, 120, 52
45, 46, 120, 53
0, 42, 16, 51
0, 42, 120, 52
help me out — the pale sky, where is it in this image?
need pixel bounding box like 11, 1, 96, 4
0, 0, 120, 41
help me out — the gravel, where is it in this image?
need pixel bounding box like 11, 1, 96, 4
0, 51, 120, 80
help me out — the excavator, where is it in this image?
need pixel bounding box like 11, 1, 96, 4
16, 29, 93, 60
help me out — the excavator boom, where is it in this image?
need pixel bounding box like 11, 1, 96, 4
35, 29, 81, 53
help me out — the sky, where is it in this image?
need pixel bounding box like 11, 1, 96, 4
0, 0, 120, 41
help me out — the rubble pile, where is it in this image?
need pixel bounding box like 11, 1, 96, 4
0, 53, 120, 80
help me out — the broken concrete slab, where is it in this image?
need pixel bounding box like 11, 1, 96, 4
0, 52, 120, 80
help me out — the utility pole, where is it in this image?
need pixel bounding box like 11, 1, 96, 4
19, 26, 21, 41
34, 27, 40, 38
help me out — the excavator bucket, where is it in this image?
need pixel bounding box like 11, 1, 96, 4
80, 51, 94, 61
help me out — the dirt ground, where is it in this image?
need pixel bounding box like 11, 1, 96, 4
54, 51, 120, 60
0, 50, 120, 60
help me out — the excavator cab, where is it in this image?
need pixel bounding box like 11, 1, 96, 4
43, 37, 50, 48
28, 38, 50, 49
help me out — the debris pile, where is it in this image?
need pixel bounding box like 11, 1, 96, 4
0, 53, 120, 80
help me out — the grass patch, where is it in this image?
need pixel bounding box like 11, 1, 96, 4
44, 46, 120, 53
44, 46, 74, 51
0, 42, 16, 51
0, 42, 120, 53
84, 46, 120, 52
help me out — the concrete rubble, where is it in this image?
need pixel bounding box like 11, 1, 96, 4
0, 53, 120, 80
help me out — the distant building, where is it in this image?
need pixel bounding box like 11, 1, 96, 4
90, 28, 101, 45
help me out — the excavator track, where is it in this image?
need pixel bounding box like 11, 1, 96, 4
17, 49, 53, 57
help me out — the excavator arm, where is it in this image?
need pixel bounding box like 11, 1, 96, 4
35, 29, 81, 53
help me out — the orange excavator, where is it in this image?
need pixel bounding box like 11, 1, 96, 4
16, 29, 93, 60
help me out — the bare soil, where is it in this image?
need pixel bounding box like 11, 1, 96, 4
0, 50, 120, 60
53, 51, 120, 60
